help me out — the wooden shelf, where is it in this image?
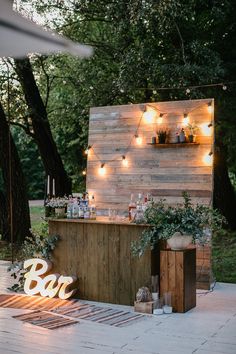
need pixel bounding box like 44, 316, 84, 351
147, 143, 199, 148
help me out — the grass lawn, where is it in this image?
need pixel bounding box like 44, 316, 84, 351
30, 206, 45, 229
212, 230, 236, 283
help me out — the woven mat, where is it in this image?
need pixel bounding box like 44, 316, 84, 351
13, 310, 78, 330
0, 294, 146, 328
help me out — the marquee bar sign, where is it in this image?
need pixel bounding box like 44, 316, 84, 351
24, 258, 78, 300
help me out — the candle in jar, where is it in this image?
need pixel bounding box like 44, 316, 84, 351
52, 178, 55, 196
47, 175, 50, 195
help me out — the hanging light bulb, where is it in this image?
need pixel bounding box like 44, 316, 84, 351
203, 151, 213, 165
200, 123, 212, 136
85, 145, 91, 155
143, 108, 156, 124
122, 155, 128, 167
222, 84, 227, 91
98, 163, 106, 176
183, 113, 189, 126
135, 134, 142, 145
82, 169, 86, 176
207, 102, 213, 114
157, 113, 164, 124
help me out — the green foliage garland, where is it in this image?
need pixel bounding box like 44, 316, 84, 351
7, 222, 59, 292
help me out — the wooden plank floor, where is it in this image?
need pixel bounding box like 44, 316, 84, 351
0, 261, 236, 354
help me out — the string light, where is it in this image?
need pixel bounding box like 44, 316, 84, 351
82, 170, 86, 176
157, 113, 164, 124
222, 85, 227, 91
183, 113, 189, 126
143, 108, 156, 124
122, 155, 128, 167
85, 145, 92, 155
203, 151, 213, 165
207, 102, 213, 114
135, 134, 142, 145
98, 163, 106, 176
86, 101, 214, 174
200, 123, 212, 136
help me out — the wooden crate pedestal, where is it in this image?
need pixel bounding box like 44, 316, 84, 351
134, 301, 156, 314
160, 249, 196, 313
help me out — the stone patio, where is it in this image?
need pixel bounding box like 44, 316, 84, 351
0, 260, 236, 354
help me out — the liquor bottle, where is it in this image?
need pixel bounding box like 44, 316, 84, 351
66, 195, 73, 219
78, 202, 84, 219
128, 194, 136, 221
135, 193, 144, 223
90, 195, 96, 220
72, 199, 79, 218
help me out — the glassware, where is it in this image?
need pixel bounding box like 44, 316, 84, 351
163, 291, 172, 313
108, 209, 117, 221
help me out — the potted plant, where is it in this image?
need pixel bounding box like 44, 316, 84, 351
132, 192, 225, 256
187, 123, 199, 143
157, 129, 168, 144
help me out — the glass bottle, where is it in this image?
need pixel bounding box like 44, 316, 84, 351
90, 195, 97, 220
128, 194, 136, 221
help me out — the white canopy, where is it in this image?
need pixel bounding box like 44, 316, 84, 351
0, 0, 93, 58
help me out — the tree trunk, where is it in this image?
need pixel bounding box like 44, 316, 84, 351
213, 143, 236, 230
14, 58, 71, 197
0, 101, 31, 243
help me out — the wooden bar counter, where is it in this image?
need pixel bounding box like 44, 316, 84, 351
49, 217, 158, 306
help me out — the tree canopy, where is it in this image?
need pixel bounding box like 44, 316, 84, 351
0, 0, 236, 227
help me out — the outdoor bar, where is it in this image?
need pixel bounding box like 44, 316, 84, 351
49, 98, 214, 311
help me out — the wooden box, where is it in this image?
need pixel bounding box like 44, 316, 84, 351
160, 248, 196, 313
134, 301, 155, 314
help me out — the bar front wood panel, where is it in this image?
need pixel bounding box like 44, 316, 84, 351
160, 249, 196, 313
87, 99, 214, 214
49, 219, 155, 305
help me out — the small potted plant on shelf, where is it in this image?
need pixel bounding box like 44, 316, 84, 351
187, 123, 199, 143
157, 129, 168, 144
131, 192, 225, 256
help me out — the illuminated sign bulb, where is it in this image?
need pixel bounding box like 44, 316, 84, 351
122, 155, 128, 167
183, 113, 189, 126
98, 163, 106, 176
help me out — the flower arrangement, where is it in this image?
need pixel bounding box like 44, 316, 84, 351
132, 192, 225, 257
46, 197, 68, 208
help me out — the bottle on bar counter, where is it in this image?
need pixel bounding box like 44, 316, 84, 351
72, 198, 79, 218
135, 193, 144, 223
128, 193, 136, 221
90, 195, 97, 220
66, 195, 73, 219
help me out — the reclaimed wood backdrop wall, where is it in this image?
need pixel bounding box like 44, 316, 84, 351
86, 99, 214, 214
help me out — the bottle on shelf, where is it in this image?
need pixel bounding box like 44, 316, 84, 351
128, 193, 136, 221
